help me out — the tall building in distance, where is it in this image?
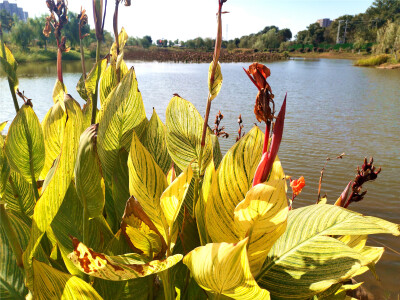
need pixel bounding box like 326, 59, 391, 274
317, 18, 332, 28
0, 0, 28, 22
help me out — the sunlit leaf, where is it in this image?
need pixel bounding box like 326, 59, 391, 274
257, 204, 400, 299
166, 96, 213, 177
208, 61, 223, 101
206, 126, 264, 243
23, 97, 82, 289
5, 105, 45, 184
142, 108, 172, 175
0, 43, 18, 90
76, 74, 88, 101
75, 124, 105, 219
68, 238, 182, 280
3, 171, 35, 218
234, 179, 288, 276
98, 68, 147, 181
52, 80, 67, 107
85, 58, 107, 104
161, 165, 193, 230
128, 129, 168, 243
110, 27, 128, 67
122, 197, 167, 259
0, 134, 10, 198
183, 238, 270, 300
40, 101, 67, 179
33, 259, 103, 299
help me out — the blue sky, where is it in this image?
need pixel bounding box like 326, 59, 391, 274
10, 0, 373, 40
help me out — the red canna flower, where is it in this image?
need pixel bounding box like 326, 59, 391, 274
290, 176, 305, 197
252, 94, 286, 186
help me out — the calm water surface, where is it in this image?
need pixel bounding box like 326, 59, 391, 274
1, 58, 399, 297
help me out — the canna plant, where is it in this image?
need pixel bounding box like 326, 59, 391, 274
0, 1, 399, 300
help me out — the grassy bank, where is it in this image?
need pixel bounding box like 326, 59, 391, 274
354, 54, 400, 68
9, 47, 91, 63
289, 51, 371, 60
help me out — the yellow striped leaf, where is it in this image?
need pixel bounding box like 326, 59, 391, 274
0, 211, 29, 299
128, 128, 168, 243
40, 101, 67, 179
206, 126, 264, 243
161, 165, 193, 229
0, 134, 10, 198
143, 108, 172, 175
234, 179, 288, 276
183, 238, 270, 300
3, 171, 35, 217
99, 64, 118, 106
110, 27, 128, 66
0, 43, 18, 90
208, 61, 222, 101
98, 68, 147, 180
22, 97, 82, 289
68, 238, 182, 280
76, 74, 88, 101
166, 96, 213, 177
33, 259, 103, 299
52, 79, 67, 106
75, 124, 105, 219
257, 204, 400, 299
5, 105, 45, 184
0, 121, 7, 132
85, 58, 107, 104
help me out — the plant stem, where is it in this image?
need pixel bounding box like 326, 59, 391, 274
91, 40, 101, 125
8, 78, 19, 113
160, 270, 175, 300
80, 40, 86, 80
57, 48, 63, 84
0, 204, 24, 268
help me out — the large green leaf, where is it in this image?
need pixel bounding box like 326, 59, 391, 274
234, 179, 288, 276
142, 108, 172, 175
97, 68, 147, 181
5, 105, 45, 184
75, 124, 105, 219
128, 128, 168, 243
0, 133, 10, 199
0, 42, 18, 90
32, 259, 103, 299
68, 238, 182, 280
22, 97, 83, 288
0, 212, 29, 299
183, 238, 270, 300
166, 96, 213, 177
206, 126, 264, 243
3, 171, 35, 218
257, 204, 400, 299
48, 183, 114, 276
52, 79, 67, 105
40, 101, 67, 179
85, 58, 108, 104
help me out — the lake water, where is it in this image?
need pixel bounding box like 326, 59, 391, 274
1, 58, 399, 298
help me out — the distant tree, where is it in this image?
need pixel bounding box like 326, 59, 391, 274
204, 38, 213, 50
127, 36, 139, 46
277, 28, 292, 42
28, 16, 48, 49
140, 35, 152, 48
10, 19, 34, 49
174, 39, 179, 45
374, 20, 400, 59
0, 9, 14, 31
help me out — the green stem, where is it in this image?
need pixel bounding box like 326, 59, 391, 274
148, 275, 154, 300
80, 40, 86, 80
8, 78, 19, 113
0, 204, 24, 268
160, 269, 175, 300
91, 40, 101, 125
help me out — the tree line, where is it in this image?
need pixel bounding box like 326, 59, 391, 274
0, 0, 399, 56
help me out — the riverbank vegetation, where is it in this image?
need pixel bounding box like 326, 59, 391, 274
1, 0, 400, 299
1, 0, 399, 65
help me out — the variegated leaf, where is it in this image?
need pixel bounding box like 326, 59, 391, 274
68, 238, 182, 280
